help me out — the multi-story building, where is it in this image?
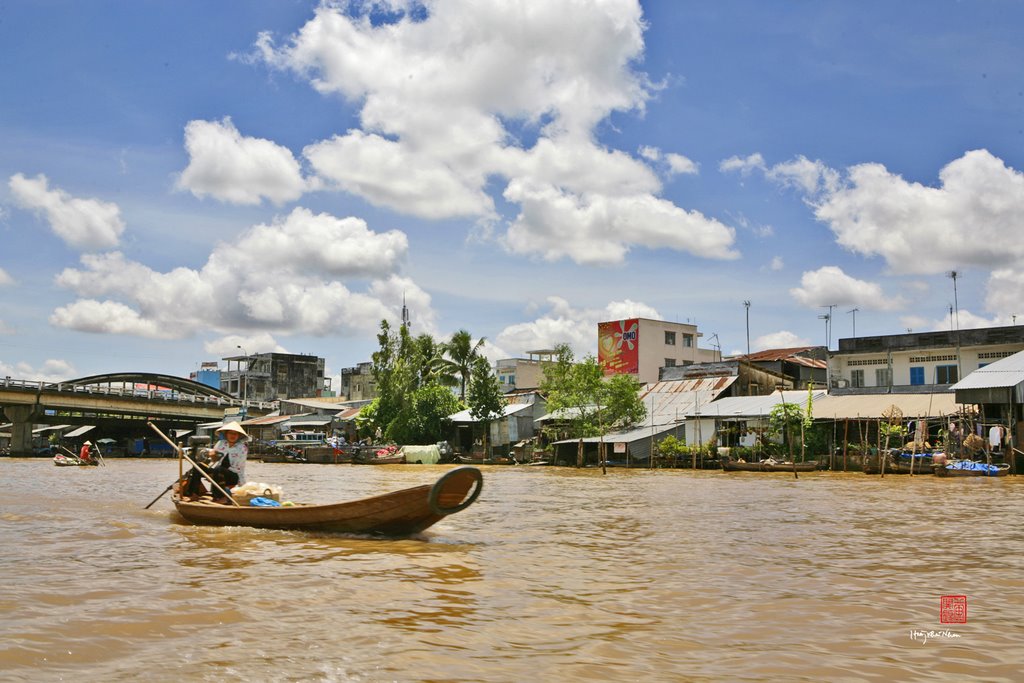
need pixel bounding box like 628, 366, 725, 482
189, 361, 221, 390
494, 349, 558, 392
829, 325, 1024, 392
598, 317, 719, 385
222, 352, 328, 401
339, 361, 377, 401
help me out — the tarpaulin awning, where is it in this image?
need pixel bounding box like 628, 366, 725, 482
33, 424, 70, 433
64, 425, 96, 438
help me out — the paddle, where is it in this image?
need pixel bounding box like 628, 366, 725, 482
144, 481, 176, 510
147, 422, 241, 507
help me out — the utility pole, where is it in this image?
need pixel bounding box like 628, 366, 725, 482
848, 308, 859, 339
743, 301, 751, 357
948, 271, 962, 381
818, 313, 831, 389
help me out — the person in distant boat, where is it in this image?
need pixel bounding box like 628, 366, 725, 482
79, 440, 94, 463
208, 421, 249, 498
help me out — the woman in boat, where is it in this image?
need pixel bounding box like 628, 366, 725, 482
209, 421, 249, 493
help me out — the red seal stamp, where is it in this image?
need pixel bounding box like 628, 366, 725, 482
940, 595, 967, 624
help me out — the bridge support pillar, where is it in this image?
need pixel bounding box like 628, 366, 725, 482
3, 405, 41, 456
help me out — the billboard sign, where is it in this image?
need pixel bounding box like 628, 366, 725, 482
598, 318, 639, 375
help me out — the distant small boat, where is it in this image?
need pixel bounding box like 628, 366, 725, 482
53, 454, 99, 467
171, 466, 483, 535
721, 454, 817, 472
933, 460, 1010, 477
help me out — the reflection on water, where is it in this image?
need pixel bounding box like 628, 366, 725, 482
1, 458, 1021, 681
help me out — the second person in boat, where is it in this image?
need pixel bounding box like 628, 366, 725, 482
208, 421, 249, 503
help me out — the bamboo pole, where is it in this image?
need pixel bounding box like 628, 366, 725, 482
148, 422, 240, 506
842, 419, 849, 472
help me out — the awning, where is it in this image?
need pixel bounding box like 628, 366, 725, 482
33, 424, 70, 433
285, 416, 335, 427
449, 402, 534, 423
64, 425, 96, 438
171, 429, 193, 438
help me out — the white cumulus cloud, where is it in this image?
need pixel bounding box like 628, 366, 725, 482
752, 330, 811, 351
177, 117, 308, 205
8, 173, 125, 250
0, 268, 13, 286
494, 296, 661, 359
52, 207, 433, 339
248, 0, 739, 265
790, 266, 905, 311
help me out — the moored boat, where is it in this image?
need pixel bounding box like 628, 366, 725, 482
721, 454, 817, 472
171, 466, 483, 535
933, 460, 1010, 477
863, 450, 937, 475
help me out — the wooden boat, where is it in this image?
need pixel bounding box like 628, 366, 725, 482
353, 452, 405, 464
53, 454, 99, 466
863, 451, 936, 475
933, 460, 1010, 477
721, 455, 817, 472
171, 466, 483, 535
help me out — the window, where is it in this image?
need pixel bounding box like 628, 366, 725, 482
683, 334, 694, 348
850, 369, 864, 388
910, 367, 925, 385
936, 365, 958, 384
664, 358, 676, 367
664, 331, 676, 345
875, 368, 891, 387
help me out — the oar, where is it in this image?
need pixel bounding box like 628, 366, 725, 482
144, 481, 176, 510
147, 422, 241, 506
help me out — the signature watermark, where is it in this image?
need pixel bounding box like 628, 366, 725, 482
910, 629, 962, 644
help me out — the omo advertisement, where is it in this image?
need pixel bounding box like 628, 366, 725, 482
598, 318, 639, 375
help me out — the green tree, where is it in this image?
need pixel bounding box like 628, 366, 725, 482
467, 355, 506, 455
539, 344, 647, 440
442, 329, 486, 400
389, 384, 463, 445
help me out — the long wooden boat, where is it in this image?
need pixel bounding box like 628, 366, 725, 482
721, 455, 817, 472
171, 466, 483, 535
53, 454, 99, 467
863, 451, 936, 475
933, 461, 1010, 477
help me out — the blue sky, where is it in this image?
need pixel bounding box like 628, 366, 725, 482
3, 0, 1024, 390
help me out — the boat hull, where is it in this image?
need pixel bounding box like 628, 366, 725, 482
171, 466, 482, 535
721, 457, 817, 472
933, 462, 1010, 477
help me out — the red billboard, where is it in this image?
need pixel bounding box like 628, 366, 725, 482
598, 318, 639, 375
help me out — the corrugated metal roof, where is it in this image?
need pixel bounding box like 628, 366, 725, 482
449, 402, 534, 423
741, 347, 819, 362
950, 350, 1024, 390
242, 414, 290, 426
811, 393, 963, 420
688, 390, 827, 418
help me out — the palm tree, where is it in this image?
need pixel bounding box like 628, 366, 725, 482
442, 329, 486, 400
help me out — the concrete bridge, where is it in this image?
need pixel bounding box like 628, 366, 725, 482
0, 373, 273, 455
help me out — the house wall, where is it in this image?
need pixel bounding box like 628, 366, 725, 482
600, 317, 719, 385
830, 329, 1024, 390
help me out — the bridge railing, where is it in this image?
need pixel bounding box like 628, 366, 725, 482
0, 376, 273, 411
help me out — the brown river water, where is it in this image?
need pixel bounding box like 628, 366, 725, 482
1, 458, 1021, 682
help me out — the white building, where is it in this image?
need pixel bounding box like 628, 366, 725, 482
598, 317, 719, 385
829, 326, 1024, 391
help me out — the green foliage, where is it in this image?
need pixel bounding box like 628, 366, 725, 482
540, 344, 646, 440
388, 384, 463, 445
468, 355, 505, 423
768, 401, 804, 445
441, 329, 486, 400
